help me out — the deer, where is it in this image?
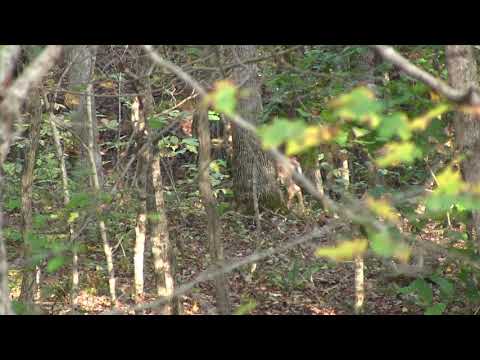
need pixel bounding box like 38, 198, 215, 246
276, 157, 305, 213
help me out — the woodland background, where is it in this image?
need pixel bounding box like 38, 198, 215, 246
1, 45, 480, 315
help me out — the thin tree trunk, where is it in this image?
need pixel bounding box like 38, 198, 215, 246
19, 87, 42, 308
196, 105, 231, 314
146, 147, 175, 314
353, 47, 377, 315
446, 45, 480, 250
48, 112, 78, 305
131, 94, 147, 304
302, 150, 325, 200
85, 79, 116, 303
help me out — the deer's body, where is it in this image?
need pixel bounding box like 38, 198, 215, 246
276, 157, 305, 212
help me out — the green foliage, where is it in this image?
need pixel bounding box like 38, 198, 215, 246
208, 80, 237, 116
234, 299, 257, 315
148, 115, 168, 129
398, 274, 455, 315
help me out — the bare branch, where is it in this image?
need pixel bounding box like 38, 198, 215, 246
2, 46, 63, 110
372, 45, 480, 105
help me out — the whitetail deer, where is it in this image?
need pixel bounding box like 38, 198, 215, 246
276, 157, 305, 213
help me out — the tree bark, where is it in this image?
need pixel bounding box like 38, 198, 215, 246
146, 148, 175, 314
231, 45, 283, 213
131, 94, 148, 304
134, 47, 176, 314
196, 105, 231, 314
446, 45, 480, 249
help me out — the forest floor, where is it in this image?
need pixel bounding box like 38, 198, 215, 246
6, 191, 475, 315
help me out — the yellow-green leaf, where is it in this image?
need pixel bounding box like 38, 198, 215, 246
286, 125, 337, 155
365, 196, 400, 224
315, 239, 368, 262
207, 80, 238, 116
376, 142, 422, 167
68, 212, 80, 224
435, 166, 466, 195
409, 104, 449, 132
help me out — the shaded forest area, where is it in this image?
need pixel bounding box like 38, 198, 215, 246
1, 45, 480, 315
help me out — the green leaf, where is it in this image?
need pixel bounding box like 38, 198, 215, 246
68, 192, 92, 209
181, 138, 199, 154
3, 228, 22, 242
257, 117, 306, 150
331, 87, 383, 127
209, 80, 237, 116
11, 301, 29, 315
5, 198, 21, 211
429, 274, 455, 299
411, 279, 433, 305
377, 113, 411, 141
369, 230, 411, 262
234, 299, 257, 315
148, 116, 168, 129
208, 111, 221, 121
425, 303, 446, 315
47, 256, 65, 273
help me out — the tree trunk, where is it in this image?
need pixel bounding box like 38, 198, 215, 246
48, 110, 78, 305
446, 45, 480, 250
19, 87, 42, 307
135, 47, 176, 314
231, 45, 283, 213
301, 150, 325, 200
354, 47, 378, 315
76, 46, 116, 303
146, 148, 175, 314
196, 105, 231, 314
131, 94, 148, 304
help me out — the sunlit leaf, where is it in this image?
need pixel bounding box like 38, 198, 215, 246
315, 239, 368, 262
208, 111, 221, 121
286, 125, 338, 155
365, 196, 400, 224
330, 87, 383, 127
207, 80, 238, 116
435, 166, 466, 195
68, 212, 80, 223
257, 117, 306, 150
376, 142, 422, 167
409, 104, 449, 132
